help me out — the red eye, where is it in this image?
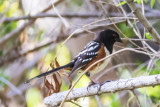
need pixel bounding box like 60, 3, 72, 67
112, 34, 116, 37
112, 34, 117, 39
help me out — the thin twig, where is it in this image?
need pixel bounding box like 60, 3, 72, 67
69, 101, 82, 107
122, 38, 152, 41
126, 0, 160, 44
95, 95, 103, 107
3, 11, 160, 22
0, 20, 35, 48
96, 63, 137, 80
0, 77, 22, 95
51, 0, 70, 29
59, 48, 158, 107
0, 0, 62, 48
127, 95, 134, 107
0, 19, 127, 66
131, 90, 141, 107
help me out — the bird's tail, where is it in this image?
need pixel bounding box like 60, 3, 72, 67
24, 62, 73, 84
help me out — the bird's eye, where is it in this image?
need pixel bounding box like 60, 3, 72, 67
112, 34, 117, 39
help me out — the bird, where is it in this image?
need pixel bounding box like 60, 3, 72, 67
25, 29, 123, 84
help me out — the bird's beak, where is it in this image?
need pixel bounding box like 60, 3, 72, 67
116, 38, 123, 43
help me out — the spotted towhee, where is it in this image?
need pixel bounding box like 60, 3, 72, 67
25, 29, 122, 84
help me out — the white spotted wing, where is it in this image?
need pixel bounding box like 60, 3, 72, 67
71, 41, 101, 72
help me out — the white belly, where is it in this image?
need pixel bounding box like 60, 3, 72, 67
88, 47, 110, 77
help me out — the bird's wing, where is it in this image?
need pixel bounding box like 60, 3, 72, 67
71, 41, 101, 72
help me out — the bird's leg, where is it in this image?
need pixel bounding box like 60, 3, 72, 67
86, 75, 101, 94
86, 72, 111, 94
87, 81, 102, 95
87, 80, 95, 92
87, 78, 112, 95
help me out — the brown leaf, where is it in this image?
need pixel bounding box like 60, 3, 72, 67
44, 76, 54, 96
52, 73, 62, 93
54, 57, 60, 68
44, 57, 72, 96
46, 90, 51, 97
54, 58, 72, 88
50, 62, 54, 69
54, 58, 65, 74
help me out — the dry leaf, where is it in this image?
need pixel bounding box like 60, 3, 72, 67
44, 76, 54, 96
44, 57, 73, 96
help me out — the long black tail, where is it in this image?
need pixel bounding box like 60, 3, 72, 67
24, 62, 73, 84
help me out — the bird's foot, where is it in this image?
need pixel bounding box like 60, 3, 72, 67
87, 81, 95, 92
87, 81, 102, 95
87, 80, 112, 94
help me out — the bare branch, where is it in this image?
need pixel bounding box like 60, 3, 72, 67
44, 74, 160, 106
0, 77, 22, 95
44, 47, 159, 107
0, 19, 127, 66
131, 90, 141, 107
3, 10, 160, 22
0, 0, 63, 48
126, 0, 160, 44
3, 13, 101, 22
0, 20, 35, 48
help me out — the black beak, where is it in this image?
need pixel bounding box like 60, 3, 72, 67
116, 38, 123, 43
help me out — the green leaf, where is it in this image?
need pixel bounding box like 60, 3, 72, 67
117, 22, 136, 38
151, 0, 155, 8
0, 22, 17, 37
145, 32, 152, 40
134, 0, 141, 4
156, 60, 160, 68
116, 1, 127, 6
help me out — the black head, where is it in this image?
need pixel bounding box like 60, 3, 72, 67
95, 29, 122, 53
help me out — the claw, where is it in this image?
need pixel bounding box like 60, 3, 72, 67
87, 81, 95, 92
87, 80, 112, 94
87, 81, 101, 95
96, 80, 112, 94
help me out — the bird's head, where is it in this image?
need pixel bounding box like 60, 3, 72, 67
95, 29, 122, 44
95, 29, 123, 53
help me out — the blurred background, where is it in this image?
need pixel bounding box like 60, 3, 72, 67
0, 0, 160, 107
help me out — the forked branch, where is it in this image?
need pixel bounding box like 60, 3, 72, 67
126, 0, 160, 44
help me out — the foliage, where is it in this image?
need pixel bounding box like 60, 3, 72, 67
151, 0, 155, 8
145, 32, 152, 40
0, 0, 160, 107
116, 1, 127, 6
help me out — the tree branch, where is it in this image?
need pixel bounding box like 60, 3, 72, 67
126, 0, 160, 44
0, 19, 127, 66
0, 20, 35, 48
44, 74, 160, 106
3, 13, 101, 22
131, 90, 141, 107
3, 10, 160, 22
0, 0, 62, 48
